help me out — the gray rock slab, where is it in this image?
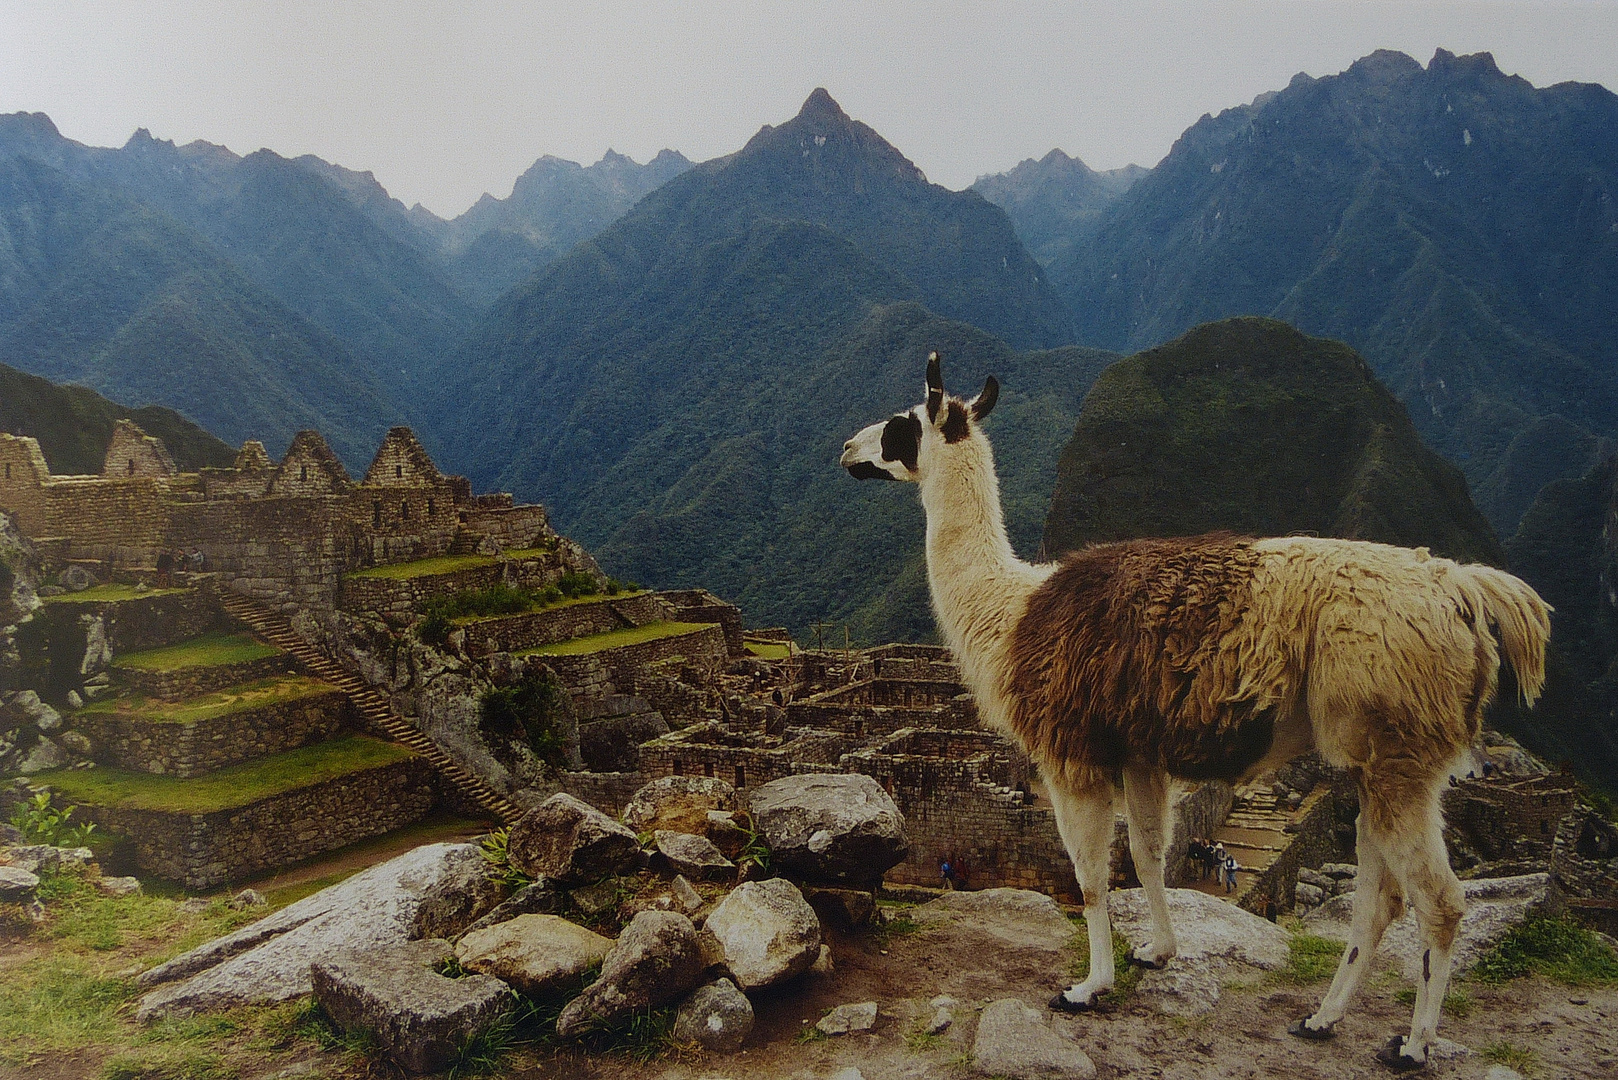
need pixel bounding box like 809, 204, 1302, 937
95, 876, 142, 898
136, 842, 501, 1020
671, 874, 704, 915
555, 910, 704, 1038
654, 830, 734, 880
460, 878, 564, 935
1137, 962, 1222, 1017
455, 913, 611, 996
914, 887, 1075, 951
673, 977, 753, 1052
623, 775, 737, 833
1108, 888, 1289, 970
0, 864, 40, 900
816, 1000, 877, 1035
971, 998, 1096, 1079
1302, 872, 1564, 980
746, 773, 907, 888
703, 877, 822, 991
508, 793, 640, 886
311, 938, 511, 1075
5, 845, 93, 875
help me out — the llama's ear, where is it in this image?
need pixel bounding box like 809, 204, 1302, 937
971, 375, 999, 420
926, 351, 944, 422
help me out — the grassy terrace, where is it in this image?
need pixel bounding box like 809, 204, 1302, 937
519, 620, 714, 657
41, 584, 190, 603
343, 544, 558, 582
77, 675, 335, 724
451, 588, 649, 625
33, 735, 413, 813
745, 640, 793, 659
112, 631, 280, 671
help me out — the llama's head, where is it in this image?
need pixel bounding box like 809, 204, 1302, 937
839, 352, 998, 482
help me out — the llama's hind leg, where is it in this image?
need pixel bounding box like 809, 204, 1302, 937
1291, 820, 1400, 1039
1047, 779, 1117, 1012
1122, 764, 1176, 967
1375, 806, 1466, 1071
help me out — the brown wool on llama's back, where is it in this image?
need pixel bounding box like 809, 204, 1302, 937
1005, 533, 1282, 782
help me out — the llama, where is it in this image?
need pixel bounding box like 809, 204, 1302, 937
839, 353, 1551, 1071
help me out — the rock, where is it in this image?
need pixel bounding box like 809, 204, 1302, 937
1137, 962, 1222, 1017
703, 877, 822, 990
569, 878, 622, 918
623, 775, 737, 834
1331, 878, 1356, 897
36, 585, 64, 597
671, 874, 704, 915
5, 844, 94, 875
58, 731, 92, 754
9, 691, 61, 732
455, 914, 611, 996
64, 691, 83, 709
746, 774, 906, 888
136, 843, 502, 1019
971, 998, 1096, 1079
508, 793, 640, 886
178, 897, 213, 915
673, 977, 753, 1052
1429, 1037, 1472, 1061
829, 1070, 865, 1080
311, 938, 512, 1075
79, 615, 111, 676
1108, 888, 1289, 970
95, 876, 142, 898
810, 943, 834, 977
1294, 882, 1325, 908
802, 885, 875, 929
17, 735, 70, 774
1297, 867, 1333, 890
1483, 1067, 1525, 1080
229, 889, 267, 910
555, 910, 704, 1037
1303, 872, 1564, 981
816, 1000, 877, 1035
927, 1006, 953, 1034
654, 830, 735, 880
706, 809, 747, 857
0, 822, 22, 845
59, 565, 96, 592
1320, 862, 1358, 880
913, 888, 1075, 951
0, 865, 41, 900
460, 879, 564, 935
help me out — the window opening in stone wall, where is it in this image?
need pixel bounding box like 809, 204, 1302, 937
372, 500, 382, 527
427, 498, 435, 517
300, 465, 308, 482
3, 463, 8, 479
395, 464, 403, 478
400, 501, 410, 522
735, 765, 746, 788
127, 459, 135, 475
703, 762, 714, 778
673, 759, 684, 776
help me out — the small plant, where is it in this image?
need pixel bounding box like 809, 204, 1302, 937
1482, 1039, 1538, 1074
480, 673, 570, 769
1270, 932, 1345, 985
734, 815, 772, 875
904, 1023, 943, 1053
1472, 916, 1618, 986
556, 572, 600, 600
477, 828, 533, 891
795, 1023, 828, 1044
10, 793, 97, 848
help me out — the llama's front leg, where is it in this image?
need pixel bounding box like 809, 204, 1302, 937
1291, 821, 1399, 1040
1122, 764, 1176, 967
1047, 781, 1117, 1012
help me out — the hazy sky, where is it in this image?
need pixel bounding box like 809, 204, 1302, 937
4, 2, 1616, 218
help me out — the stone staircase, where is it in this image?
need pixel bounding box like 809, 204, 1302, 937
217, 591, 521, 825
1194, 780, 1298, 905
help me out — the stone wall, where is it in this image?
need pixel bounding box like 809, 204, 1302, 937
74, 688, 353, 777
459, 593, 671, 656
787, 678, 978, 737
655, 590, 746, 656
340, 553, 565, 617
459, 505, 551, 551
38, 589, 220, 655
543, 625, 728, 708
1444, 775, 1578, 862
555, 770, 648, 818
640, 723, 851, 789
79, 756, 434, 888
116, 652, 295, 701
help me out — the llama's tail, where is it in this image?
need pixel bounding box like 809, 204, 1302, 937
1461, 564, 1553, 706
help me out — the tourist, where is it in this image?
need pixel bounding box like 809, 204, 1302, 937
188, 547, 205, 573
1223, 852, 1239, 893
155, 549, 173, 587
940, 857, 954, 890
1189, 837, 1206, 880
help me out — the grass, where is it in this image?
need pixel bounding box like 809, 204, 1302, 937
1063, 915, 1146, 1004
520, 621, 715, 657
112, 633, 280, 672
345, 553, 497, 580
452, 590, 646, 626
743, 640, 793, 659
1393, 984, 1475, 1019
1482, 1040, 1539, 1074
34, 736, 414, 813
1270, 932, 1346, 985
77, 675, 334, 724
905, 1024, 945, 1053
1471, 916, 1618, 986
42, 585, 189, 604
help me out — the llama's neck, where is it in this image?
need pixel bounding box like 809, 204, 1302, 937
918, 433, 1051, 718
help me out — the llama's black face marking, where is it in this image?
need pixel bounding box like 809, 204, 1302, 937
840, 409, 922, 481
941, 401, 971, 443
880, 413, 923, 471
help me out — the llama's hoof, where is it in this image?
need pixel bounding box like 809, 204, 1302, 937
1126, 951, 1169, 970
1287, 1017, 1336, 1040
1373, 1035, 1426, 1072
1048, 989, 1106, 1014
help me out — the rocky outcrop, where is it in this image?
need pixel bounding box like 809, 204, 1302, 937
913, 887, 1075, 951
455, 913, 611, 996
135, 843, 502, 1019
554, 910, 705, 1037
507, 793, 640, 886
703, 877, 822, 990
0, 864, 40, 900
746, 773, 907, 888
653, 830, 734, 880
673, 977, 753, 1052
311, 938, 512, 1075
622, 775, 738, 834
972, 998, 1096, 1079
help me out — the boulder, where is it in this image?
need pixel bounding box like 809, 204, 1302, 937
59, 565, 96, 592
460, 879, 564, 935
971, 998, 1096, 1079
705, 809, 748, 857
654, 830, 734, 880
1303, 872, 1564, 980
1137, 963, 1223, 1017
927, 1004, 954, 1035
136, 842, 502, 1019
803, 886, 875, 929
1294, 882, 1325, 908
455, 914, 611, 996
95, 876, 142, 898
670, 875, 704, 915
311, 938, 512, 1075
1297, 867, 1333, 890
913, 888, 1075, 951
703, 877, 822, 990
816, 1000, 877, 1035
745, 774, 906, 888
5, 844, 94, 875
1320, 862, 1358, 880
568, 878, 622, 919
508, 793, 640, 886
17, 735, 71, 774
555, 910, 704, 1037
672, 977, 753, 1052
1108, 888, 1289, 970
623, 775, 737, 834
8, 691, 60, 733
0, 864, 40, 900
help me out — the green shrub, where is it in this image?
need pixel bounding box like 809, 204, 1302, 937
10, 793, 97, 848
556, 572, 599, 600
1472, 916, 1618, 986
477, 828, 533, 891
480, 673, 570, 769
